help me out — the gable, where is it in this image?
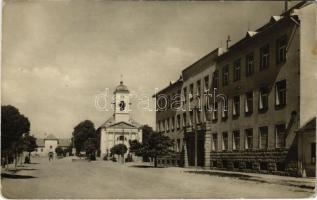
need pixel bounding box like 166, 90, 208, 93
107, 121, 137, 129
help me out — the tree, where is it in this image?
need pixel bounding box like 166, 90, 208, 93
129, 140, 143, 156
128, 129, 174, 167
23, 134, 37, 163
143, 132, 174, 167
110, 144, 128, 163
1, 105, 30, 168
72, 120, 97, 154
55, 147, 64, 157
84, 138, 97, 160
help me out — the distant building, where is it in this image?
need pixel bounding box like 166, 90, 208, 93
154, 2, 316, 176
99, 81, 142, 158
34, 134, 71, 156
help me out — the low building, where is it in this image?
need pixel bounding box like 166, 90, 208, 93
34, 134, 71, 156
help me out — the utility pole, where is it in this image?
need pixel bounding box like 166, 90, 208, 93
284, 0, 288, 12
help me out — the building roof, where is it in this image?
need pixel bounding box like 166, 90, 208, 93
58, 138, 71, 147
45, 134, 58, 140
36, 138, 45, 147
152, 76, 183, 97
296, 117, 316, 133
100, 115, 141, 129
114, 81, 129, 93
217, 1, 310, 62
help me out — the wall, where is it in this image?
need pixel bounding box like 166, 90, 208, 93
296, 3, 317, 127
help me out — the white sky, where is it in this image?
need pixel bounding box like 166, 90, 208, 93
2, 0, 292, 138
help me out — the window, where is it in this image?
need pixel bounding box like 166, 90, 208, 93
259, 87, 269, 111
276, 35, 287, 64
311, 143, 316, 164
204, 75, 209, 92
245, 92, 253, 114
259, 126, 268, 149
161, 121, 164, 132
212, 133, 218, 151
212, 102, 218, 121
260, 44, 270, 70
246, 53, 254, 76
204, 105, 211, 121
189, 84, 194, 101
233, 59, 241, 81
275, 124, 286, 148
222, 65, 229, 86
275, 80, 286, 107
118, 135, 125, 141
233, 96, 240, 117
222, 132, 228, 151
196, 80, 201, 97
196, 110, 201, 124
166, 119, 169, 132
213, 70, 219, 89
221, 100, 227, 119
245, 129, 253, 149
177, 139, 181, 152
157, 122, 160, 132
171, 117, 175, 131
176, 115, 180, 130
183, 87, 187, 103
233, 131, 240, 150
189, 111, 194, 126
182, 113, 187, 127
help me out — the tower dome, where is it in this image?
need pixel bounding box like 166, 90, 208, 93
114, 81, 129, 93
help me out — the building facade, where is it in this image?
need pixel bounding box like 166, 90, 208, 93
99, 81, 142, 158
34, 134, 71, 156
154, 2, 316, 176
154, 78, 183, 166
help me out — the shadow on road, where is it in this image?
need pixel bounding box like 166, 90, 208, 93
129, 165, 163, 168
1, 173, 36, 179
185, 171, 315, 190
185, 171, 266, 183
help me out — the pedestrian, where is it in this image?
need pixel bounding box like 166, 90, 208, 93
48, 152, 53, 162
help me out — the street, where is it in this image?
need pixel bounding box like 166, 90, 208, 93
1, 157, 315, 199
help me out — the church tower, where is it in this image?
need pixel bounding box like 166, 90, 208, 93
99, 79, 142, 158
113, 81, 130, 123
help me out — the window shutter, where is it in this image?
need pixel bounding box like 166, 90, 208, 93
245, 98, 249, 113
259, 91, 263, 109
275, 84, 280, 105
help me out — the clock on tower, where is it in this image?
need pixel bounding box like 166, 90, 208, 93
113, 81, 130, 122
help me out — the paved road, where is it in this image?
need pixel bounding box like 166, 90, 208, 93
1, 157, 315, 199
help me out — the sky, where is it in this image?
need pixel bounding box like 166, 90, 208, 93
2, 0, 292, 139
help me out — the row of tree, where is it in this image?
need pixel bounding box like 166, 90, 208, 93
129, 125, 174, 167
1, 105, 37, 167
71, 119, 174, 167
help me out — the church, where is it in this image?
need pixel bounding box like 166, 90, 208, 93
99, 81, 143, 158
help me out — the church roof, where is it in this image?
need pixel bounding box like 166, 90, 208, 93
114, 81, 129, 93
100, 115, 141, 129
107, 121, 138, 129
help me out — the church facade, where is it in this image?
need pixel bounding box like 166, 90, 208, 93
100, 81, 142, 157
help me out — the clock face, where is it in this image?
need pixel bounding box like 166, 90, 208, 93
119, 101, 126, 111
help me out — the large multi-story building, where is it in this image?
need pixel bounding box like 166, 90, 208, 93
154, 2, 316, 176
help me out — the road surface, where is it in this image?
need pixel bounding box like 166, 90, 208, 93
1, 157, 315, 199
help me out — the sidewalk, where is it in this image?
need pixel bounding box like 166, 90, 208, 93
180, 167, 316, 190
